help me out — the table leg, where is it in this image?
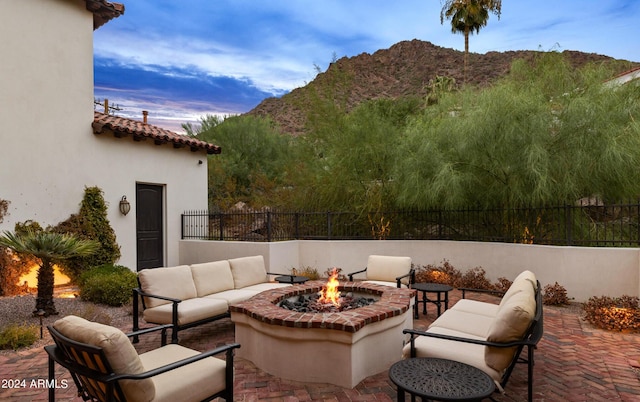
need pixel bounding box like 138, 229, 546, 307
444, 291, 449, 311
397, 387, 405, 402
422, 291, 427, 316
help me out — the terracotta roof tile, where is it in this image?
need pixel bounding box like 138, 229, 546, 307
93, 112, 221, 155
85, 0, 125, 30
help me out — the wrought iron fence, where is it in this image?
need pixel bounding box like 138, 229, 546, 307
182, 200, 640, 247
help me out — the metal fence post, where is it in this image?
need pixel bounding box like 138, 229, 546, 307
565, 204, 572, 246
218, 212, 224, 241
267, 211, 272, 242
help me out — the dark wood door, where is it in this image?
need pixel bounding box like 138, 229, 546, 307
136, 184, 164, 270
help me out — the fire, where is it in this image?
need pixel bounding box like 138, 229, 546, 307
318, 268, 341, 307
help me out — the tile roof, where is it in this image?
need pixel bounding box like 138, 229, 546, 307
93, 112, 222, 155
85, 0, 125, 30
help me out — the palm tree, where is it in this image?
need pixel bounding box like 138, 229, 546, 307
440, 0, 502, 83
0, 230, 99, 316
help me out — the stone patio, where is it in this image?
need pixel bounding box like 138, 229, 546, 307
1, 289, 639, 401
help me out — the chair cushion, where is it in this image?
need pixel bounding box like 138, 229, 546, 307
485, 290, 536, 372
53, 315, 155, 401
138, 265, 197, 308
143, 298, 230, 326
229, 255, 268, 289
139, 344, 227, 402
366, 255, 412, 284
190, 260, 235, 297
363, 280, 408, 288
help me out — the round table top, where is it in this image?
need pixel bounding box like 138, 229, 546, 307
274, 275, 309, 284
389, 357, 495, 401
412, 282, 453, 292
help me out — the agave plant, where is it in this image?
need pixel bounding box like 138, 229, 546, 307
0, 230, 99, 316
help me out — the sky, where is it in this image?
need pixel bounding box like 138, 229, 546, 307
93, 0, 640, 133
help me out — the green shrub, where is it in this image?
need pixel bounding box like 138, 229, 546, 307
79, 264, 137, 306
53, 187, 121, 282
0, 323, 38, 350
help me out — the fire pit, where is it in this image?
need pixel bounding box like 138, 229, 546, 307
279, 269, 378, 313
229, 270, 415, 388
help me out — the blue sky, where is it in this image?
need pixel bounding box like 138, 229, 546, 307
94, 0, 640, 132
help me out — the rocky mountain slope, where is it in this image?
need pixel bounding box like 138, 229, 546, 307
247, 40, 635, 136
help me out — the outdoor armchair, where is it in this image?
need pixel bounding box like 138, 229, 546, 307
347, 255, 414, 288
45, 315, 240, 402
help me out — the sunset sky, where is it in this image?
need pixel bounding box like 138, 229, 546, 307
93, 0, 640, 132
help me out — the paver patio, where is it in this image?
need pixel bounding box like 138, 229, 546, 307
1, 290, 638, 401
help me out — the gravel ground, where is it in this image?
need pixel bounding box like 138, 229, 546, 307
0, 291, 132, 355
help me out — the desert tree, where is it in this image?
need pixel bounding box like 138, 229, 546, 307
394, 53, 640, 209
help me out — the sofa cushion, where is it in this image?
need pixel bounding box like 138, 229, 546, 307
139, 344, 227, 402
229, 255, 268, 289
499, 270, 537, 307
143, 298, 229, 326
450, 299, 500, 317
366, 255, 412, 284
205, 289, 259, 305
138, 265, 197, 308
241, 282, 291, 292
53, 315, 155, 401
402, 326, 501, 383
428, 309, 494, 338
190, 260, 235, 297
485, 290, 536, 372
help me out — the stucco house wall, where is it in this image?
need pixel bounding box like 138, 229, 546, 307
0, 0, 210, 270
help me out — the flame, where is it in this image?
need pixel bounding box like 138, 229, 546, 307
318, 268, 341, 307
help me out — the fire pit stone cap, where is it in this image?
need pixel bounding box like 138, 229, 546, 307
229, 281, 415, 333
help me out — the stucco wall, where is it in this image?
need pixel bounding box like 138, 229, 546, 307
179, 240, 640, 302
0, 1, 208, 270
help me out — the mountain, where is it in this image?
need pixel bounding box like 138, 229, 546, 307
247, 40, 636, 136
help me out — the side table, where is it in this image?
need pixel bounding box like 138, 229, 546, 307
412, 282, 453, 319
389, 357, 496, 402
274, 275, 309, 284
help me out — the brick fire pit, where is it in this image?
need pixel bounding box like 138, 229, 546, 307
230, 281, 415, 388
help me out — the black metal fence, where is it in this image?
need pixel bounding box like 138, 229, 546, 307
182, 200, 640, 247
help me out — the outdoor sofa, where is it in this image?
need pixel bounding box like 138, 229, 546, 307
403, 270, 543, 402
133, 255, 292, 343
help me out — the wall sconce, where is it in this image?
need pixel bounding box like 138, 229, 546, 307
119, 196, 131, 216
